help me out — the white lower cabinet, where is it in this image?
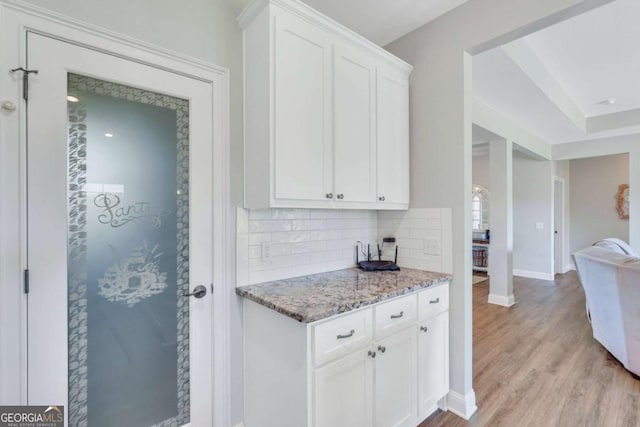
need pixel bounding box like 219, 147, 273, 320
418, 311, 450, 419
374, 327, 417, 427
243, 284, 449, 427
314, 350, 373, 427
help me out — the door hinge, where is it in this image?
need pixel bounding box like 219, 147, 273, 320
10, 67, 39, 102
24, 269, 30, 294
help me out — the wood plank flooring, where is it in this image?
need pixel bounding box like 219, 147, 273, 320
420, 272, 640, 427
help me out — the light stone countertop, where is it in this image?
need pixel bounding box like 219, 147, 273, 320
236, 267, 452, 323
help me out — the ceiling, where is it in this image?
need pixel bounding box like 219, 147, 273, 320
300, 0, 470, 46
231, 0, 470, 46
473, 0, 640, 145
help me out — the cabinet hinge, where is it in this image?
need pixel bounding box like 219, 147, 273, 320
10, 67, 39, 102
24, 269, 30, 294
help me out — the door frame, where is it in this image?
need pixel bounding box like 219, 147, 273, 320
0, 2, 232, 426
552, 176, 566, 275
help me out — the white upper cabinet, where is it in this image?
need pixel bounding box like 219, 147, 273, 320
334, 42, 377, 203
240, 0, 412, 210
273, 10, 333, 202
377, 66, 410, 205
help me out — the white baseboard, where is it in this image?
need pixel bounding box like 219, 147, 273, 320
563, 263, 576, 273
446, 389, 477, 420
488, 293, 515, 307
232, 423, 245, 427
513, 269, 554, 281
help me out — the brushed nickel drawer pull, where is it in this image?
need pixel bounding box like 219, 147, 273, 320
430, 298, 440, 304
420, 326, 428, 333
368, 350, 376, 358
378, 345, 386, 353
337, 329, 355, 339
390, 311, 404, 319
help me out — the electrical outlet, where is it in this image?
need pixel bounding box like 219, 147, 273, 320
423, 238, 441, 255
261, 242, 271, 260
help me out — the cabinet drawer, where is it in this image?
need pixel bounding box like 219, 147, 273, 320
374, 294, 417, 340
313, 308, 373, 367
418, 285, 449, 321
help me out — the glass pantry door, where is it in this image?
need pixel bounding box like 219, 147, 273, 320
26, 33, 214, 427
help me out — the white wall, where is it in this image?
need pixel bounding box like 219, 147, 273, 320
385, 0, 611, 413
553, 134, 640, 251
11, 0, 246, 423
569, 153, 629, 254
512, 155, 554, 278
475, 149, 557, 279
472, 153, 490, 189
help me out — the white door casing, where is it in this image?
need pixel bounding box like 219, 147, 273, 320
0, 4, 231, 426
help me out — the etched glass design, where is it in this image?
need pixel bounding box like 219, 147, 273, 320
67, 74, 190, 427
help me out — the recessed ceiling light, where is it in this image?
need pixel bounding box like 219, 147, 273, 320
104, 133, 114, 138
596, 98, 616, 106
67, 95, 79, 103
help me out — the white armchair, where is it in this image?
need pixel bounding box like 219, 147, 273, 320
573, 241, 640, 377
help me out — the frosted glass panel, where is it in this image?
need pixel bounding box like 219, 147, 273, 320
67, 74, 190, 427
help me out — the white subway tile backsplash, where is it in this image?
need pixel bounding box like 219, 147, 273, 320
239, 208, 379, 285
291, 219, 328, 231
270, 243, 293, 258
395, 217, 432, 229
249, 208, 310, 220
378, 208, 452, 274
309, 229, 344, 241
248, 233, 271, 245
327, 238, 356, 250
290, 241, 327, 254
249, 258, 271, 271
237, 207, 452, 286
395, 238, 424, 250
249, 220, 293, 233
271, 253, 314, 269
248, 245, 262, 259
271, 231, 310, 244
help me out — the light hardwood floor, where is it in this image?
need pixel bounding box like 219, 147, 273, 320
421, 272, 640, 427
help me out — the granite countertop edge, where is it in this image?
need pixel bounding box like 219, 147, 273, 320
236, 269, 452, 323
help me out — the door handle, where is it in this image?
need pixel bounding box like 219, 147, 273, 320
390, 311, 404, 319
183, 285, 207, 299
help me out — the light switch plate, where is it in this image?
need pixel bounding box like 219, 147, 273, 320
423, 238, 441, 255
261, 242, 271, 260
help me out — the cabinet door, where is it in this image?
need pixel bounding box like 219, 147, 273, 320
374, 328, 417, 427
417, 311, 449, 420
273, 11, 333, 201
313, 350, 373, 427
333, 43, 377, 203
377, 67, 410, 205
